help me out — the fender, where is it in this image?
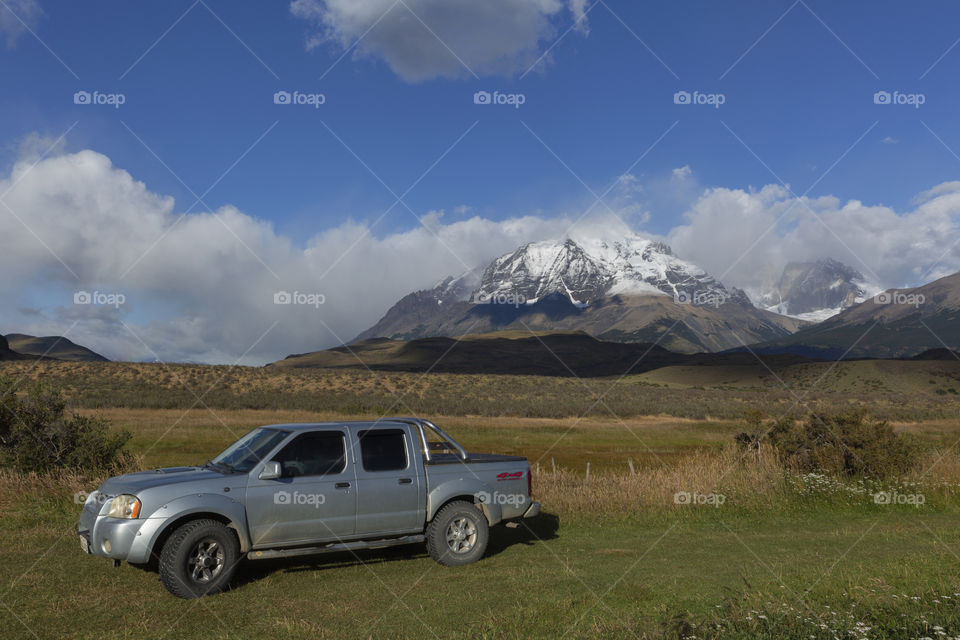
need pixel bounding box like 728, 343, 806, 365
426, 477, 502, 526
128, 493, 251, 563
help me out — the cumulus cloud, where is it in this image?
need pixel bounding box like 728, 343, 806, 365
0, 0, 41, 48
289, 0, 588, 81
667, 184, 960, 300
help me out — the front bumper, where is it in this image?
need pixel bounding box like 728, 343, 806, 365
522, 501, 541, 519
77, 492, 155, 563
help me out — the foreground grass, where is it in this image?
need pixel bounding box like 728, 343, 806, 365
2, 474, 960, 639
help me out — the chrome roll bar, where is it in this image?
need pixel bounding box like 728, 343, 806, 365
380, 416, 468, 462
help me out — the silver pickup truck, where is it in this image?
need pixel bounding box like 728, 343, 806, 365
78, 417, 540, 598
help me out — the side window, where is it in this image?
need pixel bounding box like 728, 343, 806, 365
271, 431, 346, 478
358, 429, 408, 472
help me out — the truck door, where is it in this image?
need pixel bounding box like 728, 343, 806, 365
353, 426, 425, 535
245, 429, 357, 547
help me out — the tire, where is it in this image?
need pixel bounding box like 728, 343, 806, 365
426, 500, 489, 567
159, 519, 239, 599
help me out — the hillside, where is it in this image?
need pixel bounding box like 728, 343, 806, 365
4, 334, 108, 362
746, 272, 960, 358
273, 330, 816, 376
0, 334, 31, 361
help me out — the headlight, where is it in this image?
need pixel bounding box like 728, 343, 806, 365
106, 494, 141, 519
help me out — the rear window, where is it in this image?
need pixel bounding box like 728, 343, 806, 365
272, 431, 346, 477
358, 429, 408, 472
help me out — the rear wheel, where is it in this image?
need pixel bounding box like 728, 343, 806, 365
426, 501, 489, 566
159, 519, 239, 599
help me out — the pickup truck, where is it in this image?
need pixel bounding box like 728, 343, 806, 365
77, 417, 540, 598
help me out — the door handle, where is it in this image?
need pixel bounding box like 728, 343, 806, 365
398, 478, 412, 485
335, 482, 351, 489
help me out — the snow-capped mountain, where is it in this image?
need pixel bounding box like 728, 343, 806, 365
472, 236, 751, 308
758, 258, 879, 321
354, 236, 804, 353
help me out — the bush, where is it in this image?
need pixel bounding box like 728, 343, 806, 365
0, 377, 132, 474
738, 411, 920, 479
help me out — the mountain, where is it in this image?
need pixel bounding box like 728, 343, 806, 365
4, 334, 109, 362
272, 330, 818, 376
758, 258, 878, 321
745, 272, 960, 359
0, 335, 32, 361
355, 236, 803, 353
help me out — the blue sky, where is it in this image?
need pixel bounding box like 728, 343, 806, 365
4, 0, 959, 234
2, 0, 960, 362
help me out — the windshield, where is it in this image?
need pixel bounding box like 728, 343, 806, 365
211, 428, 290, 473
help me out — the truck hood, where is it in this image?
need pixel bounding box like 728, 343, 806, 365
97, 466, 243, 495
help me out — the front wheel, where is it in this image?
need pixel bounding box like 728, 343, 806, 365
426, 500, 489, 566
159, 519, 239, 599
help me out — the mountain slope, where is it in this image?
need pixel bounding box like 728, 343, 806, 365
0, 335, 31, 361
272, 330, 816, 376
746, 272, 960, 359
356, 237, 799, 353
5, 334, 109, 362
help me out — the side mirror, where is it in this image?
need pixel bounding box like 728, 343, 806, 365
259, 461, 281, 480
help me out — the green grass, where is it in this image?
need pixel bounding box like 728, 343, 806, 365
3, 490, 960, 639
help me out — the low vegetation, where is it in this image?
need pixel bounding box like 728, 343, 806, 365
2, 359, 960, 421
0, 376, 132, 474
738, 410, 922, 479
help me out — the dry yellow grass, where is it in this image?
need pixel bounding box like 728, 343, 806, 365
532, 445, 786, 515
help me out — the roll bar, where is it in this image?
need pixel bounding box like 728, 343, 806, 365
380, 416, 468, 462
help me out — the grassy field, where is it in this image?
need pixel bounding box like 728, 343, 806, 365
3, 363, 960, 638
1, 359, 960, 421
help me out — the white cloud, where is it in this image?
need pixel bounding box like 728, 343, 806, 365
0, 0, 41, 48
667, 184, 960, 300
289, 0, 588, 81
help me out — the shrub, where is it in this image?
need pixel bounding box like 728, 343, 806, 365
0, 377, 133, 474
738, 411, 920, 479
